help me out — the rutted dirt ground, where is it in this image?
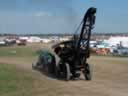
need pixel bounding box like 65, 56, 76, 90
0, 55, 128, 96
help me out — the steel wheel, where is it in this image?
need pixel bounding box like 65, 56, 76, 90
32, 62, 37, 69
63, 63, 71, 81
84, 63, 92, 80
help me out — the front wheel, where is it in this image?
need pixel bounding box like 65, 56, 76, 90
32, 62, 39, 70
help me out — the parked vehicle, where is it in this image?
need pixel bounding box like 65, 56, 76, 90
0, 40, 6, 46
17, 40, 26, 46
112, 47, 128, 56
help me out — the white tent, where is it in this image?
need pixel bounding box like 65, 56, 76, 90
19, 36, 29, 40
27, 36, 42, 43
105, 36, 128, 48
41, 38, 51, 43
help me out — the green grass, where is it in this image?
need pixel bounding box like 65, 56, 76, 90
0, 46, 38, 57
0, 64, 17, 94
0, 64, 34, 96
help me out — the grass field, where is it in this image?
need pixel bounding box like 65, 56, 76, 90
0, 43, 128, 96
0, 63, 34, 96
0, 44, 39, 96
0, 45, 38, 57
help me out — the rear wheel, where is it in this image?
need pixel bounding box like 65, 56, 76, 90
84, 63, 92, 80
56, 61, 71, 81
63, 63, 71, 81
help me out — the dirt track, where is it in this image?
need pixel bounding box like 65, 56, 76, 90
0, 55, 128, 96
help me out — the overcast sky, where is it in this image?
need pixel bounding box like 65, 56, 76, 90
0, 0, 128, 34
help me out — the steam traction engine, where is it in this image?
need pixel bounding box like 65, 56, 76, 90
53, 7, 97, 80
32, 7, 97, 81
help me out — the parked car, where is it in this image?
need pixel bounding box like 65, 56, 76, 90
17, 40, 26, 46
0, 40, 6, 46
112, 47, 128, 56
